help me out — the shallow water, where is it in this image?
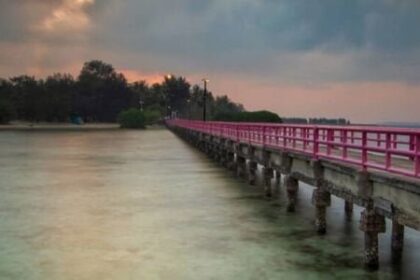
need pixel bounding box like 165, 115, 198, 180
0, 129, 419, 279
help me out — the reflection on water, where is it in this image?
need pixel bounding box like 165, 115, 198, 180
0, 129, 419, 279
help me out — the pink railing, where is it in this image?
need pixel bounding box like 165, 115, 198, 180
167, 119, 420, 179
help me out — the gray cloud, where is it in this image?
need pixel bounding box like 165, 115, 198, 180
1, 0, 420, 83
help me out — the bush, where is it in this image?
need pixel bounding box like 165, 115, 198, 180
118, 109, 146, 129
213, 110, 282, 123
0, 99, 14, 124
143, 109, 161, 125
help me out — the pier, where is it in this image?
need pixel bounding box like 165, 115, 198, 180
167, 119, 420, 269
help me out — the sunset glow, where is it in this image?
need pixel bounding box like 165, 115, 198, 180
1, 0, 420, 123
37, 0, 94, 33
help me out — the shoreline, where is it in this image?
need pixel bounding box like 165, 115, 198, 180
0, 122, 166, 131
0, 122, 121, 131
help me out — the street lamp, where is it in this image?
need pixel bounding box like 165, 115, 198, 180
139, 100, 144, 111
202, 78, 209, 121
165, 74, 172, 118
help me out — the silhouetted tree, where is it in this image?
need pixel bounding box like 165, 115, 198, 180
44, 73, 75, 122
9, 75, 41, 121
0, 60, 248, 124
77, 60, 130, 122
0, 79, 14, 123
163, 75, 190, 117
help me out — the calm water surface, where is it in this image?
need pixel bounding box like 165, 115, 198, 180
0, 129, 419, 279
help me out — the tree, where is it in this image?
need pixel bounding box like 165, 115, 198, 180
0, 79, 14, 123
44, 73, 75, 122
162, 75, 190, 117
213, 110, 282, 123
0, 60, 249, 124
77, 60, 130, 122
9, 75, 41, 121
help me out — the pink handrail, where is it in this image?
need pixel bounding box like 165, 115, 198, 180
166, 119, 420, 179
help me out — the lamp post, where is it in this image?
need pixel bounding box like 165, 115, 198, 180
202, 78, 209, 121
186, 98, 191, 119
139, 100, 144, 112
165, 74, 172, 118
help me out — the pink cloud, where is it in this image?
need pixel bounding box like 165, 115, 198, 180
207, 75, 420, 124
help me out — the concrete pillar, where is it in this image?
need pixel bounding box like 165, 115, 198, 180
218, 147, 226, 166
272, 170, 281, 197
236, 156, 246, 178
391, 219, 404, 262
359, 203, 386, 269
263, 166, 274, 198
248, 161, 258, 185
345, 200, 353, 220
226, 151, 236, 172
275, 171, 281, 186
207, 140, 214, 157
285, 175, 298, 212
311, 188, 331, 234
212, 145, 218, 158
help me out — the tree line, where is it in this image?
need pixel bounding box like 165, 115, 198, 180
282, 117, 350, 125
0, 60, 245, 124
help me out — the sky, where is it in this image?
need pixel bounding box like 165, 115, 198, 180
0, 0, 420, 123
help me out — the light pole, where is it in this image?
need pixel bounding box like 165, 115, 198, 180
139, 100, 144, 112
202, 78, 209, 121
165, 74, 172, 118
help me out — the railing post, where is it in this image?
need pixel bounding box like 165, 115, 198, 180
386, 133, 391, 169
393, 134, 398, 149
362, 131, 368, 170
313, 127, 319, 159
415, 134, 420, 176
327, 129, 332, 155
236, 124, 239, 142
342, 129, 348, 159
292, 127, 296, 148
410, 135, 415, 151
263, 126, 266, 145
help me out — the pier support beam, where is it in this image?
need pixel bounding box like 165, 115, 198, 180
345, 200, 353, 220
248, 161, 258, 185
226, 151, 235, 171
263, 166, 274, 198
285, 175, 298, 212
272, 170, 281, 197
275, 171, 281, 187
312, 188, 331, 234
236, 155, 247, 179
219, 146, 226, 167
359, 202, 386, 269
311, 160, 330, 234
391, 219, 404, 262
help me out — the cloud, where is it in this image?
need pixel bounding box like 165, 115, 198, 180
84, 0, 420, 84
35, 0, 95, 34
0, 0, 420, 122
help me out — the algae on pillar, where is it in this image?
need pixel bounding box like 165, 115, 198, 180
359, 202, 386, 269
344, 200, 353, 220
236, 155, 246, 178
275, 171, 281, 187
248, 161, 258, 185
391, 219, 404, 262
310, 160, 331, 234
263, 166, 274, 198
311, 188, 331, 234
285, 175, 298, 212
